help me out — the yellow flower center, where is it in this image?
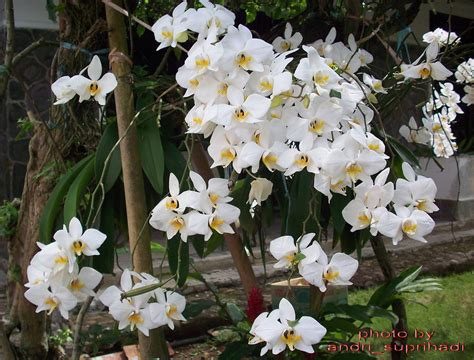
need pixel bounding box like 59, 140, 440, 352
346, 163, 363, 182
252, 132, 261, 144
209, 193, 219, 204
432, 123, 442, 132
44, 297, 58, 314
295, 154, 309, 168
259, 80, 273, 92
280, 41, 290, 51
402, 219, 417, 235
89, 82, 100, 96
234, 108, 248, 122
309, 119, 325, 134
166, 304, 178, 317
69, 279, 84, 292
128, 311, 144, 328
415, 200, 428, 212
313, 72, 329, 86
357, 212, 371, 226
373, 81, 383, 90
263, 154, 278, 169
170, 216, 184, 230
236, 53, 252, 68
72, 240, 86, 256
281, 329, 302, 351
330, 180, 345, 192
193, 117, 203, 125
210, 217, 225, 231
220, 148, 236, 164
419, 66, 431, 79
165, 197, 179, 210
161, 30, 173, 39
189, 78, 199, 88
324, 270, 340, 281
218, 83, 228, 96
368, 143, 380, 152
54, 255, 68, 265
195, 56, 210, 70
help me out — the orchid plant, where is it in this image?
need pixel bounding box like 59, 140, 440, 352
24, 0, 473, 358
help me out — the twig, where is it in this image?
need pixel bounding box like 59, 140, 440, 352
101, 0, 152, 31
71, 296, 93, 360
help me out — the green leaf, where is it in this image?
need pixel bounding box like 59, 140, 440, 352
225, 303, 245, 323
138, 114, 165, 194
150, 242, 166, 253
63, 156, 96, 224
95, 123, 122, 193
230, 178, 254, 234
92, 192, 115, 273
330, 193, 352, 234
218, 341, 255, 360
324, 304, 399, 325
162, 140, 188, 185
190, 235, 205, 258
387, 135, 420, 169
39, 155, 93, 245
182, 299, 215, 319
204, 232, 224, 257
322, 317, 359, 335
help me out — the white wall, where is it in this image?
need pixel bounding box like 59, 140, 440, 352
1, 0, 59, 29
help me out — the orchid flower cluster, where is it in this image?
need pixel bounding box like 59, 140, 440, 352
99, 269, 186, 336
249, 298, 327, 356
51, 55, 117, 106
342, 162, 436, 245
269, 233, 359, 292
24, 217, 106, 319
399, 29, 472, 158
149, 172, 240, 242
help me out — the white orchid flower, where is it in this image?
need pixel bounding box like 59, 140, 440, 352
272, 23, 302, 53
266, 298, 327, 354
183, 39, 224, 78
287, 97, 343, 142
363, 73, 387, 94
220, 25, 274, 76
248, 178, 273, 206
217, 90, 271, 126
400, 42, 452, 81
30, 242, 70, 276
66, 265, 103, 301
423, 28, 459, 46
149, 289, 186, 330
278, 135, 324, 176
300, 251, 358, 292
151, 1, 194, 51
207, 126, 245, 171
462, 85, 474, 105
51, 76, 76, 104
311, 27, 336, 57
70, 56, 117, 105
295, 45, 341, 89
378, 205, 435, 245
53, 217, 107, 272
270, 233, 321, 269
392, 162, 438, 213
24, 285, 77, 319
399, 117, 432, 145
248, 310, 282, 356
187, 0, 235, 38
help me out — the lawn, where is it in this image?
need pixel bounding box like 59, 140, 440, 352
348, 271, 474, 359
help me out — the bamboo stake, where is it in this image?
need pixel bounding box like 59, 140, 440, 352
191, 142, 259, 295
104, 2, 168, 359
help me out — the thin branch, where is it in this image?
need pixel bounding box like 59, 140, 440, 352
71, 296, 93, 360
101, 0, 152, 31
11, 39, 59, 69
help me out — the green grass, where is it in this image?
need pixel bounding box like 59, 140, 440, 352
348, 271, 474, 359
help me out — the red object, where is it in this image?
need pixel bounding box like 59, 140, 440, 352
246, 287, 265, 322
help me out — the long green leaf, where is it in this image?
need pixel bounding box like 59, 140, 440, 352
167, 236, 189, 287
387, 135, 421, 169
138, 115, 164, 194
63, 155, 96, 224
39, 155, 93, 245
95, 123, 122, 193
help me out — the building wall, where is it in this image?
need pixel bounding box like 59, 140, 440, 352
0, 1, 58, 200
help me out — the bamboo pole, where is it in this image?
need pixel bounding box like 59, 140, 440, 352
191, 142, 259, 295
104, 2, 168, 359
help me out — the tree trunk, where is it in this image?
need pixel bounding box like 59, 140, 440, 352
105, 2, 169, 359
370, 235, 408, 360
14, 124, 64, 359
